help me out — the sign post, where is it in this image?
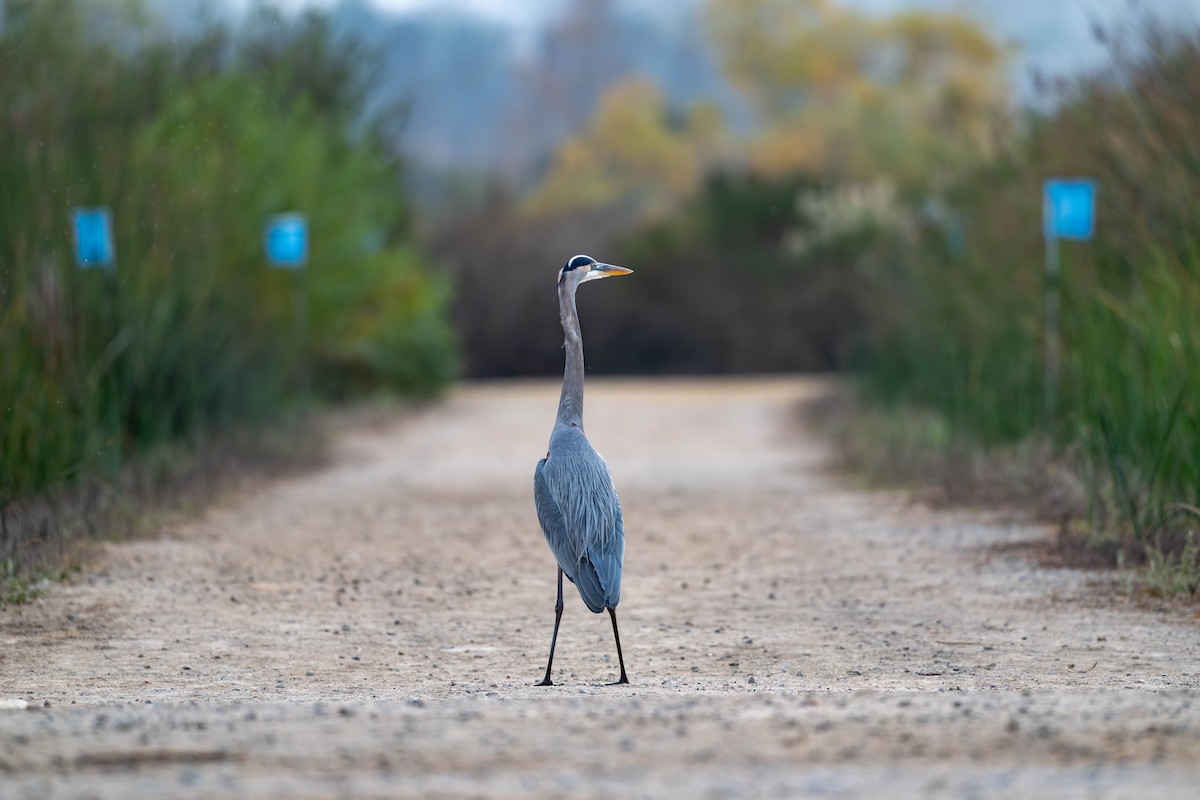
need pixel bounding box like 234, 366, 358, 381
265, 213, 309, 269
73, 206, 122, 474
1041, 179, 1096, 420
265, 213, 311, 393
72, 207, 116, 270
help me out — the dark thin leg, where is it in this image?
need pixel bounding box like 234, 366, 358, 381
536, 569, 565, 686
606, 607, 630, 685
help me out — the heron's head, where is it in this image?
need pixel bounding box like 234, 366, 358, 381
558, 254, 633, 288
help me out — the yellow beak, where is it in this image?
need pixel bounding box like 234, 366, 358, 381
593, 263, 633, 277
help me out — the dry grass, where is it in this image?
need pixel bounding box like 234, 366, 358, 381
1, 413, 328, 605
801, 382, 1198, 603
803, 384, 1086, 521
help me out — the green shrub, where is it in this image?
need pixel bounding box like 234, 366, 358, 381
0, 0, 456, 509
857, 25, 1200, 567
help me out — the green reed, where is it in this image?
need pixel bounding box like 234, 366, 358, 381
0, 0, 456, 506
858, 24, 1200, 561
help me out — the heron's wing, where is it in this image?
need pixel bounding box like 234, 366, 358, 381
535, 427, 624, 612
534, 458, 578, 582
583, 498, 623, 608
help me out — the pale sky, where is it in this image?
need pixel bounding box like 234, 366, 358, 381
232, 0, 1200, 86
231, 0, 559, 28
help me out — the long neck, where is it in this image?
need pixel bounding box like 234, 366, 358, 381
556, 280, 585, 428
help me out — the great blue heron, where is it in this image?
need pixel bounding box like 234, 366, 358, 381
533, 254, 633, 686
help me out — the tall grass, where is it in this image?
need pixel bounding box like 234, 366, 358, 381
858, 24, 1200, 573
0, 1, 455, 515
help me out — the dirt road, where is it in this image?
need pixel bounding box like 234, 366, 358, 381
2, 378, 1198, 798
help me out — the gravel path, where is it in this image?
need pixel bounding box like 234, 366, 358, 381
2, 378, 1198, 798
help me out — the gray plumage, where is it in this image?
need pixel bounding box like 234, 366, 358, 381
535, 426, 624, 612
532, 253, 632, 686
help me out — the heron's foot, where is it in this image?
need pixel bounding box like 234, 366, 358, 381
536, 677, 554, 687
607, 675, 630, 686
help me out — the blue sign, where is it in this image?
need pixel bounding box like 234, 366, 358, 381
72, 207, 115, 269
1043, 179, 1096, 240
265, 213, 309, 268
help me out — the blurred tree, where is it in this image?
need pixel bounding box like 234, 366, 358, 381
524, 0, 628, 141
704, 0, 1010, 185
613, 170, 896, 373
853, 24, 1200, 565
0, 0, 455, 501
238, 6, 374, 125
510, 0, 655, 175
429, 189, 633, 378
523, 77, 730, 220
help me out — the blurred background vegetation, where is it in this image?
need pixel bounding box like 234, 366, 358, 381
1, 0, 457, 584
2, 0, 1198, 594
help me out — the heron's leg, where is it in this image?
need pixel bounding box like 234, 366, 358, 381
536, 569, 565, 686
606, 607, 630, 685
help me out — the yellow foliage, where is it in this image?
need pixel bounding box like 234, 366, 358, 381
705, 0, 1011, 183
524, 77, 729, 219
525, 1, 1009, 218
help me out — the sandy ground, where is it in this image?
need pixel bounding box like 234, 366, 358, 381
1, 377, 1198, 799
